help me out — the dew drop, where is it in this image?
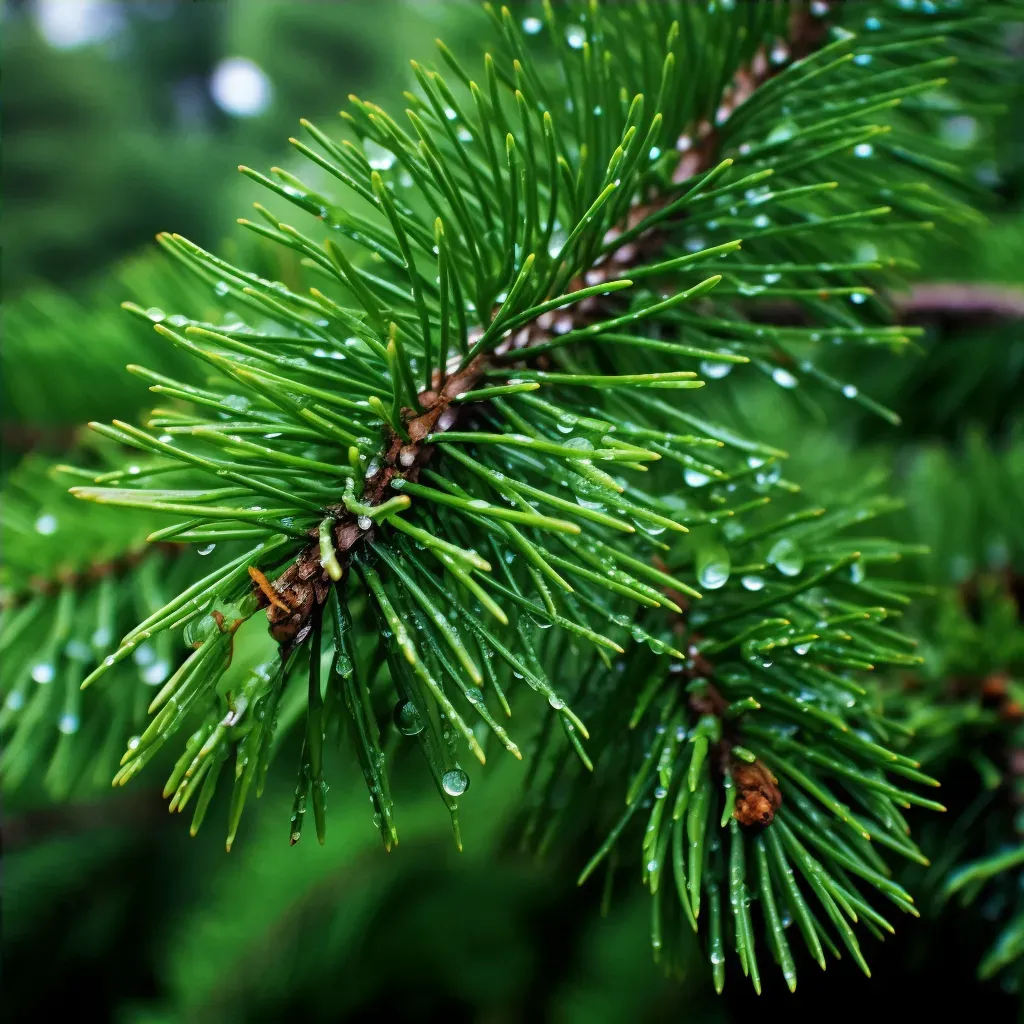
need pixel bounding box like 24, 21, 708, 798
741, 575, 765, 592
771, 367, 798, 389
6, 692, 24, 711
58, 713, 80, 735
699, 359, 733, 379
198, 543, 217, 556
853, 53, 873, 66
842, 384, 858, 398
35, 514, 59, 535
522, 16, 543, 34
442, 767, 470, 796
768, 537, 804, 577
698, 559, 730, 591
565, 24, 586, 49
684, 467, 711, 488
363, 139, 396, 170
143, 661, 170, 686
548, 694, 565, 710
31, 663, 55, 684
393, 700, 425, 736
854, 143, 874, 159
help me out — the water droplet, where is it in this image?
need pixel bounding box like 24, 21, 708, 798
548, 694, 565, 710
442, 768, 470, 796
357, 515, 372, 531
34, 514, 58, 535
941, 114, 978, 150
393, 700, 425, 736
762, 272, 781, 284
143, 661, 170, 685
698, 559, 730, 590
753, 214, 771, 229
565, 24, 586, 49
363, 139, 396, 170
31, 663, 55, 684
699, 359, 733, 379
842, 384, 858, 398
793, 643, 812, 656
853, 53, 873, 66
133, 644, 155, 667
741, 575, 765, 592
65, 639, 91, 662
850, 560, 866, 584
522, 16, 543, 34
865, 16, 882, 30
198, 543, 217, 556
684, 468, 711, 488
771, 367, 798, 389
648, 146, 661, 161
850, 292, 867, 305
854, 143, 874, 158
127, 736, 141, 751
58, 712, 80, 735
222, 394, 250, 413
768, 537, 804, 577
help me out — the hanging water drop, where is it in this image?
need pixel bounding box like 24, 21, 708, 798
699, 359, 733, 379
768, 537, 804, 577
565, 24, 586, 49
363, 139, 396, 170
31, 663, 55, 684
34, 514, 58, 535
771, 367, 798, 389
442, 768, 470, 796
522, 16, 543, 34
393, 700, 425, 736
58, 712, 80, 735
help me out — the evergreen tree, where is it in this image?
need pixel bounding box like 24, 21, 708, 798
3, 0, 1024, 1014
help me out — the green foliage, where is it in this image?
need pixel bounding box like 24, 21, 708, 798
0, 445, 201, 799
897, 430, 1024, 984
4, 0, 1022, 1004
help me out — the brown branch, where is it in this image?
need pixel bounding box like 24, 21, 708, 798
896, 283, 1024, 322
1, 788, 167, 851
747, 283, 1024, 329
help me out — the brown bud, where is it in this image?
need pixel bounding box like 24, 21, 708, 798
732, 759, 782, 829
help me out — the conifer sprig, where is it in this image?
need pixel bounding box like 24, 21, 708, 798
51, 0, 1020, 990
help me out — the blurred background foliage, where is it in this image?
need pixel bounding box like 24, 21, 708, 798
2, 2, 1023, 1021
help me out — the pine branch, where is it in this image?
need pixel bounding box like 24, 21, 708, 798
33, 0, 1022, 993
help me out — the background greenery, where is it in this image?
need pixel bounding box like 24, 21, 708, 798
3, 2, 1023, 1021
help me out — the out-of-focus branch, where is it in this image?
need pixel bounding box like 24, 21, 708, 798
895, 283, 1024, 321
748, 282, 1024, 328
2, 789, 166, 851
